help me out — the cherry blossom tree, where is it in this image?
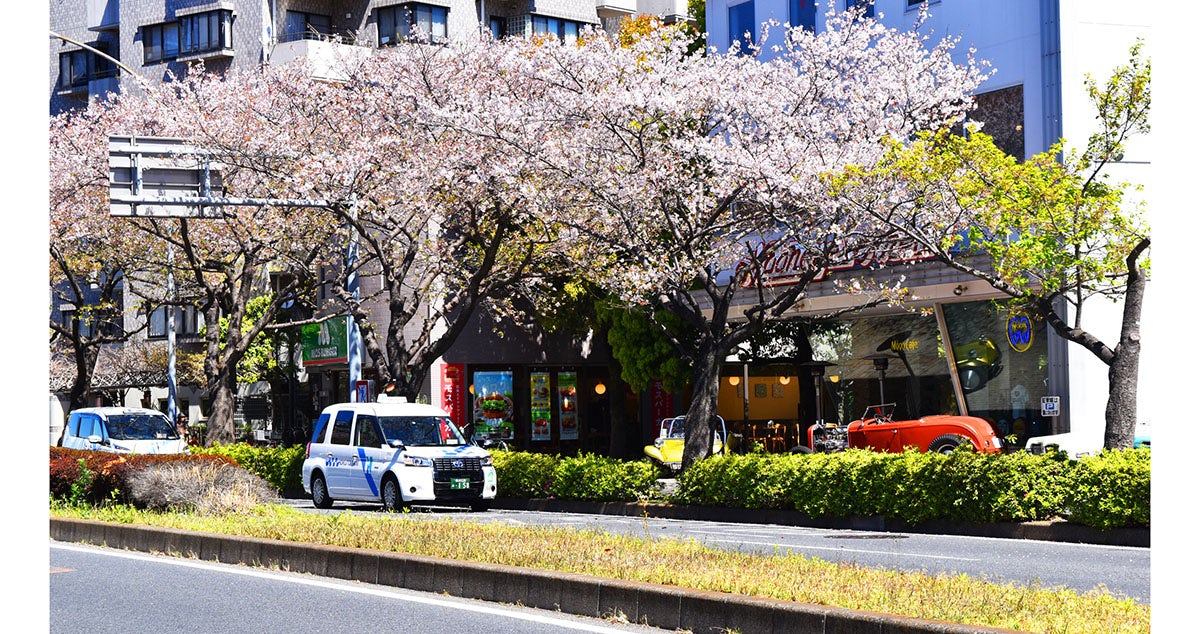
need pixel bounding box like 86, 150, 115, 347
473, 12, 985, 467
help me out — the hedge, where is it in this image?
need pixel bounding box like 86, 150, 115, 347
672, 448, 1148, 529
190, 443, 306, 496
492, 451, 661, 502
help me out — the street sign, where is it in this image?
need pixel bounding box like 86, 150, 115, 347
108, 136, 226, 218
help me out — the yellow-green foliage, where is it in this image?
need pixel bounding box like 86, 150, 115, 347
673, 449, 1143, 529
50, 503, 1149, 634
191, 443, 305, 495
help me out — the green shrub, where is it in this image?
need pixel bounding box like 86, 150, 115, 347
549, 454, 660, 502
670, 448, 1144, 528
1064, 449, 1151, 529
191, 443, 306, 496
493, 451, 558, 498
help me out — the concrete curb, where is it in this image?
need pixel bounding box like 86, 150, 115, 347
51, 517, 1021, 634
491, 498, 1150, 548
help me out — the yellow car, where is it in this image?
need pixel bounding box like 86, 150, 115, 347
644, 415, 726, 472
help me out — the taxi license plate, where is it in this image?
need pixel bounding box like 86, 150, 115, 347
450, 478, 470, 490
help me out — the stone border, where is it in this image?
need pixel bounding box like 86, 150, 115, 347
51, 517, 1020, 634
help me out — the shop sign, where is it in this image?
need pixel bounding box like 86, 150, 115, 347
301, 317, 349, 367
440, 364, 465, 428
731, 236, 936, 288
1040, 396, 1060, 417
530, 371, 552, 441
1007, 311, 1034, 352
558, 372, 579, 441
651, 380, 674, 422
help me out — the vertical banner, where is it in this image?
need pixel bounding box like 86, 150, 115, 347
651, 379, 674, 423
440, 363, 465, 428
530, 371, 552, 441
557, 372, 579, 440
472, 370, 514, 440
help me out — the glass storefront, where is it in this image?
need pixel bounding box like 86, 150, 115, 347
941, 301, 1051, 444
716, 300, 1054, 448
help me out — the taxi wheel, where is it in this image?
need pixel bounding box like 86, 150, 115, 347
311, 473, 333, 509
382, 477, 407, 513
470, 500, 490, 512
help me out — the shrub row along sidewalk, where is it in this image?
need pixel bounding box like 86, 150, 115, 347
50, 445, 1150, 530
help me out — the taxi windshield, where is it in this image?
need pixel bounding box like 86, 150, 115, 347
105, 414, 179, 440
378, 416, 465, 447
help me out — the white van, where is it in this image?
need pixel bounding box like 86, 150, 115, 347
302, 396, 497, 512
60, 407, 189, 455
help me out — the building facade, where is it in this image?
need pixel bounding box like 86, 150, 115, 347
702, 0, 1151, 453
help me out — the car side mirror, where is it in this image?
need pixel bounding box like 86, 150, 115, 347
86, 434, 104, 444
388, 439, 405, 449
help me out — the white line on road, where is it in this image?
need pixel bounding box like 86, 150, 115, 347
50, 542, 648, 633
703, 538, 981, 562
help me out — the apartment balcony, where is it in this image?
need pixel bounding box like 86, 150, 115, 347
638, 0, 692, 24
595, 0, 637, 19
270, 34, 371, 82
87, 0, 119, 32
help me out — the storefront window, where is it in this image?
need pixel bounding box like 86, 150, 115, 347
530, 371, 551, 441
941, 301, 1051, 445
557, 372, 579, 440
815, 313, 957, 423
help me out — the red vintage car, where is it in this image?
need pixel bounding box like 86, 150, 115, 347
794, 403, 1003, 454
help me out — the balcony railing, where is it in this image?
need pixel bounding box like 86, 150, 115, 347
270, 35, 371, 82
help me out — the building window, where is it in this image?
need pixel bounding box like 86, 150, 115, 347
488, 16, 507, 40
143, 22, 180, 63
60, 306, 123, 340
789, 0, 816, 31
847, 0, 875, 19
148, 305, 204, 339
284, 10, 332, 42
377, 4, 449, 45
180, 10, 234, 55
728, 1, 755, 50
142, 10, 233, 63
58, 45, 115, 88
531, 15, 586, 44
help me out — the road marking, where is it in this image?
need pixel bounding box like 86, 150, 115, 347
49, 567, 74, 574
704, 538, 981, 562
51, 542, 643, 633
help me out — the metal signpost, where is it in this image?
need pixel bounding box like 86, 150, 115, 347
107, 136, 349, 423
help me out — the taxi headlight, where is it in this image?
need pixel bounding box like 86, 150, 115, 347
480, 455, 493, 467
402, 454, 433, 467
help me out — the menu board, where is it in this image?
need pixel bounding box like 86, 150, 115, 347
557, 372, 578, 440
472, 370, 514, 440
530, 371, 552, 441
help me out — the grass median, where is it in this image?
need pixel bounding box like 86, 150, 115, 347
50, 502, 1147, 633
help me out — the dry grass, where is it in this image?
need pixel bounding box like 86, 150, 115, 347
50, 504, 1148, 633
123, 462, 280, 515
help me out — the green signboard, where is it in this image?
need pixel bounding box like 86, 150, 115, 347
301, 317, 349, 367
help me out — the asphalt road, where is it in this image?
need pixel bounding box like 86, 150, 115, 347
289, 500, 1151, 604
50, 541, 672, 634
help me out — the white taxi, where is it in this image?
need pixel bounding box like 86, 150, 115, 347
302, 396, 497, 511
59, 407, 189, 455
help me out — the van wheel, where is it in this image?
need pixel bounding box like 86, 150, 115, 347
311, 473, 333, 509
382, 477, 407, 512
929, 434, 970, 454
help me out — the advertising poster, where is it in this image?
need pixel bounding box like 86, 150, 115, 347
440, 364, 465, 428
472, 370, 514, 440
557, 372, 579, 440
530, 371, 552, 441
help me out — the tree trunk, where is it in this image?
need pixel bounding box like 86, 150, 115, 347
206, 370, 239, 446
1103, 240, 1148, 449
682, 338, 722, 470
607, 359, 630, 458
